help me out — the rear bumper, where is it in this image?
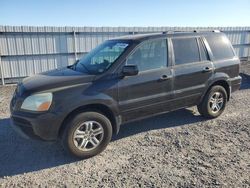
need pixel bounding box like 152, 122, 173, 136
229, 75, 242, 93
10, 111, 65, 141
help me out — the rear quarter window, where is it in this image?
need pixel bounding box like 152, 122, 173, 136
205, 34, 235, 60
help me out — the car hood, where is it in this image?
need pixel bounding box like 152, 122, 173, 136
20, 67, 95, 95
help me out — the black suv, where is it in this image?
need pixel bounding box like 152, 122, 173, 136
10, 31, 241, 158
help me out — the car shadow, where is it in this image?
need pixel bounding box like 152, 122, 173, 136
239, 73, 250, 90
0, 118, 78, 177
113, 108, 203, 141
0, 108, 204, 177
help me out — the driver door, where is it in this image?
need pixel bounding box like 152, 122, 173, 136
118, 38, 173, 122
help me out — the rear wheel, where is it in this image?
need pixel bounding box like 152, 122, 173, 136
62, 111, 112, 158
197, 85, 227, 118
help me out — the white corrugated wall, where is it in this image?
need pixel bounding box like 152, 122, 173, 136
0, 26, 250, 84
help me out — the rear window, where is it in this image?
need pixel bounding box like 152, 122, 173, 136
172, 38, 200, 65
205, 34, 235, 60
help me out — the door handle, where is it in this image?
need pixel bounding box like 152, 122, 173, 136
159, 75, 170, 81
202, 67, 213, 73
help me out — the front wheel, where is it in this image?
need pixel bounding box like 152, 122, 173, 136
197, 85, 227, 118
62, 111, 112, 159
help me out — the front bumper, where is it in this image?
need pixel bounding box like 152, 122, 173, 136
10, 111, 64, 141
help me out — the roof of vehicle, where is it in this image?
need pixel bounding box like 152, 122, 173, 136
110, 30, 225, 42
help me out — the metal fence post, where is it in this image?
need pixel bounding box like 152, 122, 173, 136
73, 30, 78, 61
0, 54, 5, 85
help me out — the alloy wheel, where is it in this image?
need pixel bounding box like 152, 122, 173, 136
73, 121, 104, 151
209, 91, 224, 113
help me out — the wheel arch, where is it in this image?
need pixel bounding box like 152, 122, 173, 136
201, 79, 230, 103
58, 103, 120, 138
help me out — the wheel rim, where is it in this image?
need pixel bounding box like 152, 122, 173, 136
73, 121, 104, 151
209, 91, 224, 113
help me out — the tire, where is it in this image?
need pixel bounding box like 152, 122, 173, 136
197, 85, 227, 118
62, 111, 112, 159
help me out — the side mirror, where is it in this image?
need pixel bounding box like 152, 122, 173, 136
122, 65, 139, 76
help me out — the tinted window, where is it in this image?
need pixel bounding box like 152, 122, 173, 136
127, 39, 167, 72
198, 38, 209, 61
206, 34, 235, 60
172, 38, 200, 65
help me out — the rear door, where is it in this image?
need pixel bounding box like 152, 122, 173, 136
170, 36, 213, 108
118, 38, 173, 122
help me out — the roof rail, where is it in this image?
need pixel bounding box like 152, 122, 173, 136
162, 30, 221, 34
164, 31, 186, 34
212, 30, 221, 33
163, 30, 199, 34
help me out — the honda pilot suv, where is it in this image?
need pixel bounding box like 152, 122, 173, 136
10, 31, 241, 158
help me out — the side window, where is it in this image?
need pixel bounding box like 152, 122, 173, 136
172, 37, 200, 65
205, 34, 235, 60
198, 38, 209, 61
127, 39, 167, 72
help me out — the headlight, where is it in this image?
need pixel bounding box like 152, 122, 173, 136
21, 93, 53, 112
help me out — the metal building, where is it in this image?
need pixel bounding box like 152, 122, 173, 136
0, 26, 249, 85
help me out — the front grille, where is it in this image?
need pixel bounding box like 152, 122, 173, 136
11, 86, 24, 111
11, 95, 17, 108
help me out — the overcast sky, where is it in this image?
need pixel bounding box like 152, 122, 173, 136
1, 0, 250, 27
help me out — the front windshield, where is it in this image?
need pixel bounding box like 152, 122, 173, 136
75, 40, 130, 74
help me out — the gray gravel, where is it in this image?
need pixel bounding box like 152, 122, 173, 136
0, 64, 250, 187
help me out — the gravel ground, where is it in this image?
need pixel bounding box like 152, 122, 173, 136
0, 64, 250, 187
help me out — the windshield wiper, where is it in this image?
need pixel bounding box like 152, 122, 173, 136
67, 60, 90, 74
67, 64, 76, 70
79, 62, 90, 73
76, 61, 95, 74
